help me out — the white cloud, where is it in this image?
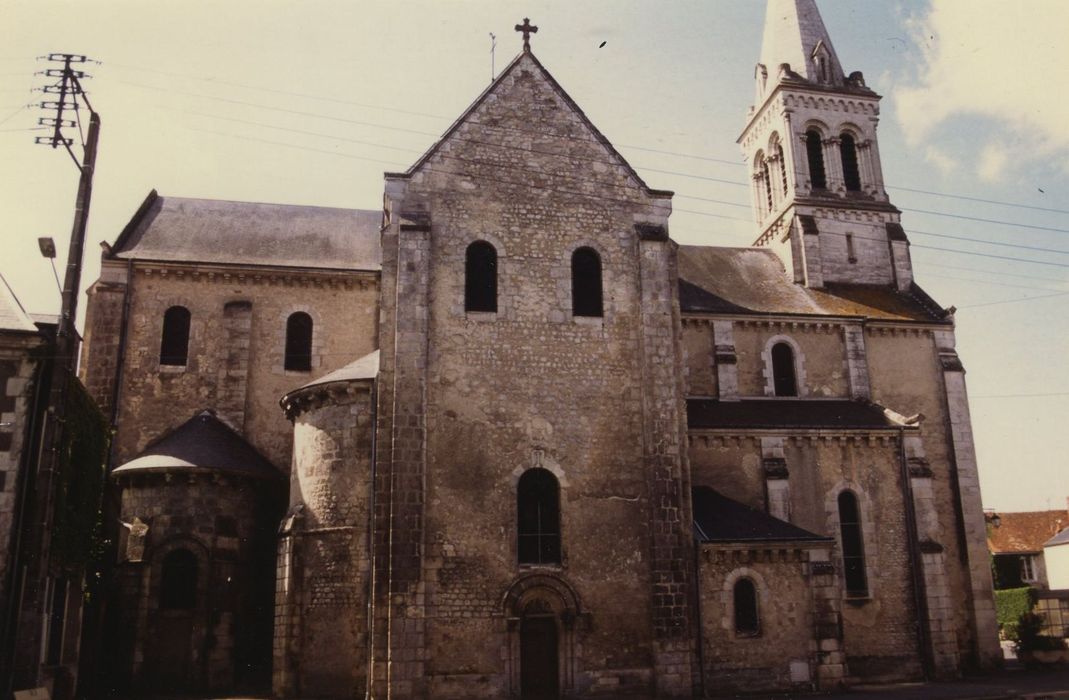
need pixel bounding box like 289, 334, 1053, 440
893, 1, 1069, 166
923, 146, 958, 177
977, 144, 1008, 183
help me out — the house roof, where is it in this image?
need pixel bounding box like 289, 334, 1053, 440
110, 191, 382, 272
687, 398, 908, 431
390, 50, 671, 198
987, 510, 1069, 554
0, 272, 37, 333
677, 245, 948, 322
112, 410, 282, 480
1046, 527, 1069, 549
692, 487, 831, 544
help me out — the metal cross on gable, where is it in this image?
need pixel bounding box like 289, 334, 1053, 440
515, 18, 538, 51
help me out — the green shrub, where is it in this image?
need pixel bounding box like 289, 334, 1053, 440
1016, 612, 1068, 653
995, 587, 1036, 640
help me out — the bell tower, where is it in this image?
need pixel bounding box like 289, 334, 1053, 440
740, 0, 913, 291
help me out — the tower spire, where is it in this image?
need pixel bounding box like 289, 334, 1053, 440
758, 0, 844, 89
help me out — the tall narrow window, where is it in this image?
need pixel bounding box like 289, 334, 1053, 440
160, 549, 198, 610
838, 491, 868, 597
840, 133, 861, 192
518, 469, 561, 565
805, 130, 827, 190
760, 159, 774, 213
285, 312, 313, 371
772, 142, 789, 197
465, 241, 498, 313
159, 306, 191, 366
571, 247, 603, 317
733, 578, 760, 636
846, 233, 858, 264
771, 342, 798, 397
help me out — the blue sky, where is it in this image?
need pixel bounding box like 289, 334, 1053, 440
1, 0, 1066, 511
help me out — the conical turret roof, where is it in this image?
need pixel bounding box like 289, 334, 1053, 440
758, 0, 844, 85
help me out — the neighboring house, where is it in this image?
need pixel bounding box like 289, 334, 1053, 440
0, 273, 109, 700
1045, 526, 1069, 591
987, 507, 1069, 590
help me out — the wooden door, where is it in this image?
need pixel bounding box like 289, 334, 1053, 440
520, 616, 559, 700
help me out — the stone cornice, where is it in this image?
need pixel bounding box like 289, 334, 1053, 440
132, 262, 378, 290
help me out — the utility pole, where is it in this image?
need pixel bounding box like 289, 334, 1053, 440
6, 52, 100, 697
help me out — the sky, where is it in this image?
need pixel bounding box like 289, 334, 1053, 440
1, 0, 1066, 513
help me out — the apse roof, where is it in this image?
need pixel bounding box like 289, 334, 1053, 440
687, 398, 907, 432
692, 487, 831, 544
112, 410, 282, 480
110, 191, 382, 272
677, 245, 948, 322
293, 350, 379, 393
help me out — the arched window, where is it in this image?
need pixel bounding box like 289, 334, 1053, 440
805, 130, 827, 190
840, 133, 862, 192
465, 241, 498, 313
159, 306, 191, 366
571, 247, 603, 317
838, 491, 868, 597
753, 151, 768, 217
284, 312, 313, 371
771, 342, 798, 397
160, 549, 197, 610
733, 578, 760, 635
760, 159, 774, 213
771, 140, 789, 197
518, 469, 560, 565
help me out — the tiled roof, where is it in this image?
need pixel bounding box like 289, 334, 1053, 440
677, 245, 948, 322
1046, 527, 1069, 549
111, 191, 382, 271
687, 398, 906, 431
987, 510, 1069, 554
692, 487, 831, 544
290, 350, 379, 394
112, 410, 282, 480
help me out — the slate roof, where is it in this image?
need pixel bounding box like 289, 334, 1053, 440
687, 398, 906, 431
677, 245, 948, 322
692, 487, 831, 544
112, 410, 282, 480
0, 272, 37, 333
987, 510, 1069, 554
110, 191, 382, 271
1045, 527, 1069, 549
292, 350, 379, 394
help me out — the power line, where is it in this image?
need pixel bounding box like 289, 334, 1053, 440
957, 290, 1069, 309
971, 392, 1069, 399
910, 245, 1069, 268
904, 207, 1069, 235
889, 185, 1069, 217
914, 261, 1068, 284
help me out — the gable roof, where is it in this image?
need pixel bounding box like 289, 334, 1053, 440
677, 245, 949, 322
0, 272, 38, 333
692, 487, 831, 544
112, 410, 282, 480
987, 510, 1069, 554
1046, 527, 1069, 549
389, 50, 671, 198
110, 191, 382, 272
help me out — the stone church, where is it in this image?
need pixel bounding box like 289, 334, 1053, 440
79, 1, 1000, 697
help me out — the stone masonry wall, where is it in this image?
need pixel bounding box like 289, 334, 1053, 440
688, 433, 923, 682
105, 267, 378, 470
276, 386, 374, 698
114, 473, 276, 692
375, 52, 694, 697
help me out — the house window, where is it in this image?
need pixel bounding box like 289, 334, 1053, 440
159, 306, 191, 366
518, 468, 560, 565
771, 342, 798, 397
160, 548, 198, 610
1021, 554, 1037, 583
838, 491, 869, 597
734, 578, 760, 636
571, 247, 603, 317
840, 133, 862, 192
465, 241, 498, 313
805, 130, 827, 190
285, 312, 313, 371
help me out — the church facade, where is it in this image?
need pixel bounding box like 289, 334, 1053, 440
80, 2, 1000, 697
